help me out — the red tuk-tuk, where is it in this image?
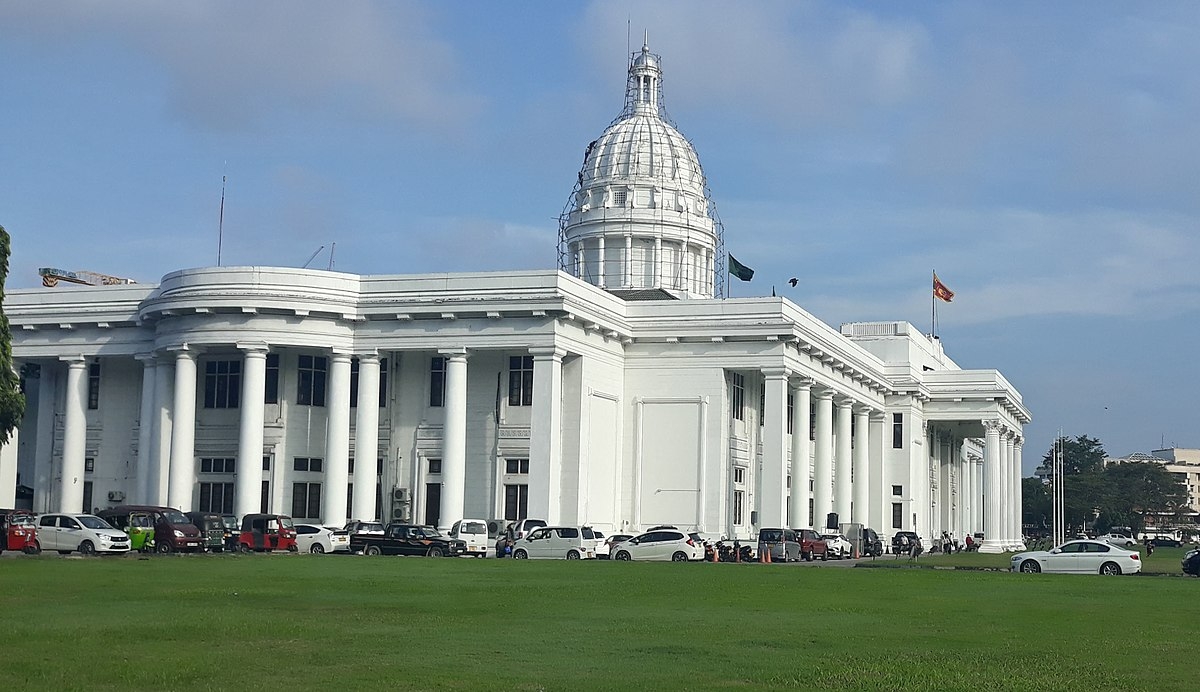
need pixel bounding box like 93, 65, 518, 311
237, 514, 297, 553
0, 509, 40, 554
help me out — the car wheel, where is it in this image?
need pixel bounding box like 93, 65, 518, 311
820, 551, 828, 561
157, 541, 174, 554
365, 545, 382, 556
803, 551, 812, 562
671, 551, 688, 562
615, 551, 631, 561
237, 543, 251, 554
513, 549, 528, 559
287, 545, 298, 553
1020, 560, 1041, 573
428, 546, 445, 558
567, 550, 580, 560
1100, 562, 1122, 576
310, 543, 326, 554
25, 541, 41, 555
79, 540, 96, 556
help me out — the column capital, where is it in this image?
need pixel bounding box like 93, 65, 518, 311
834, 397, 854, 410
529, 346, 566, 361
59, 355, 88, 366
869, 409, 887, 422
354, 350, 381, 362
790, 377, 813, 391
762, 367, 789, 380
852, 402, 873, 415
982, 418, 1004, 434
438, 347, 468, 361
135, 352, 157, 365
329, 350, 354, 365
236, 341, 270, 355
813, 388, 835, 401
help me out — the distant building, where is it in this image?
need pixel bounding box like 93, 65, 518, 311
0, 41, 1030, 552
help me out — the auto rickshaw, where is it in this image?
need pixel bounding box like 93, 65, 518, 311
185, 511, 226, 552
236, 514, 297, 553
0, 508, 40, 554
220, 514, 240, 551
96, 507, 157, 553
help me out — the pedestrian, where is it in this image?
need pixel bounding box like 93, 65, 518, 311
1146, 537, 1155, 556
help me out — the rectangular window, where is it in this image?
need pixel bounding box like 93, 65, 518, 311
263, 456, 271, 471
850, 415, 856, 448
507, 356, 534, 407
733, 490, 745, 525
892, 413, 903, 449
261, 480, 270, 513
503, 484, 529, 521
84, 457, 94, 473
505, 458, 530, 474
293, 457, 323, 473
430, 357, 446, 407
758, 387, 765, 427
87, 360, 100, 410
787, 393, 794, 435
613, 189, 627, 207
892, 485, 903, 497
203, 360, 241, 409
297, 355, 327, 407
810, 404, 817, 441
264, 354, 280, 404
82, 480, 93, 513
200, 458, 236, 474
378, 358, 388, 407
292, 482, 322, 520
428, 458, 442, 475
808, 498, 814, 528
733, 467, 746, 485
199, 482, 235, 514
892, 502, 903, 529
730, 373, 745, 421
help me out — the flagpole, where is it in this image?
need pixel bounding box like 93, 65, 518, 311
931, 270, 936, 338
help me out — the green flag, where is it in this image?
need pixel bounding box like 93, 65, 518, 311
728, 254, 754, 281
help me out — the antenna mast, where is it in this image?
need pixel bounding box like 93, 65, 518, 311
217, 166, 227, 266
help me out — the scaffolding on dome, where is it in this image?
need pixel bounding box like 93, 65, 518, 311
556, 44, 726, 299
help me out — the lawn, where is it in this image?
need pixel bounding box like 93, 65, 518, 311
1, 553, 1194, 691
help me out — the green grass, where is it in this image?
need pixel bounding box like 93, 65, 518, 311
1, 553, 1195, 690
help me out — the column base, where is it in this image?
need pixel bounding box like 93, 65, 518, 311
978, 540, 1008, 554
1008, 541, 1027, 552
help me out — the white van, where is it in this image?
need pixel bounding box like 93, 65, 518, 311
448, 518, 490, 557
511, 526, 597, 560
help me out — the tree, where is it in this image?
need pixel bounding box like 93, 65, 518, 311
1040, 434, 1106, 475
0, 224, 24, 443
1022, 477, 1051, 531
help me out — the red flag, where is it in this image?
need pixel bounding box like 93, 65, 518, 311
933, 273, 954, 303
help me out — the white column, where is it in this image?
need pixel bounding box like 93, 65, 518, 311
852, 406, 869, 525
235, 345, 268, 520
980, 420, 1004, 553
868, 411, 886, 532
999, 431, 1013, 546
834, 399, 853, 525
152, 357, 174, 505
440, 348, 469, 529
1013, 437, 1025, 549
167, 348, 197, 511
761, 369, 789, 528
529, 347, 564, 524
352, 354, 381, 521
682, 242, 691, 294
1004, 432, 1017, 548
940, 433, 953, 538
597, 236, 606, 288
813, 390, 834, 528
134, 354, 157, 505
58, 357, 88, 513
790, 381, 811, 528
653, 237, 662, 289
624, 234, 633, 288
322, 352, 353, 525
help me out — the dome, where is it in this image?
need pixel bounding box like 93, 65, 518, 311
579, 115, 707, 199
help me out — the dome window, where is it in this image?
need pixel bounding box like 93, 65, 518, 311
613, 189, 628, 208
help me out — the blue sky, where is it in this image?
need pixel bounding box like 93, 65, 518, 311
3, 1, 1198, 470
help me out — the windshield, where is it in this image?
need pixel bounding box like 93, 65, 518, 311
280, 517, 294, 529
163, 510, 189, 525
222, 516, 238, 530
760, 530, 783, 542
78, 515, 115, 530
420, 527, 444, 538
8, 514, 35, 527
460, 522, 486, 535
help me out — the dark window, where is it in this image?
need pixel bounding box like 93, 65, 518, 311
350, 359, 360, 408
87, 360, 100, 410
892, 485, 903, 497
293, 457, 323, 473
40, 515, 55, 528
787, 393, 794, 435
508, 356, 534, 406
809, 498, 814, 527
297, 355, 327, 407
346, 484, 353, 519
200, 458, 236, 474
850, 415, 856, 448
428, 458, 442, 474
733, 490, 744, 525
82, 481, 93, 513
892, 413, 903, 449
204, 360, 241, 409
84, 457, 94, 473
730, 373, 744, 421
262, 456, 271, 471
810, 404, 816, 441
892, 502, 903, 529
558, 527, 579, 539
505, 458, 530, 474
261, 481, 270, 513
430, 356, 446, 407
378, 358, 388, 407
292, 482, 322, 520
503, 484, 528, 521
264, 354, 280, 404
199, 482, 235, 514
759, 386, 765, 427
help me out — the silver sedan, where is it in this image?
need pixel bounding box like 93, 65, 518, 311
1010, 540, 1142, 575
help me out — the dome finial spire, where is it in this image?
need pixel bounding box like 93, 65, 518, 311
643, 29, 649, 52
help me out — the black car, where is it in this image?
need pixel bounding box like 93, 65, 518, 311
351, 524, 467, 557
1151, 536, 1182, 548
891, 531, 919, 555
1181, 547, 1200, 576
861, 528, 884, 557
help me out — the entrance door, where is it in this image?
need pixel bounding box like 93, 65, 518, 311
424, 483, 441, 527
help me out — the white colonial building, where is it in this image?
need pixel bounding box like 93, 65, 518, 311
1, 42, 1030, 552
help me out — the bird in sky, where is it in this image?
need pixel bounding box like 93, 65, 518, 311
787, 277, 798, 287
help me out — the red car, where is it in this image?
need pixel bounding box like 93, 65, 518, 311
0, 509, 40, 554
795, 528, 829, 561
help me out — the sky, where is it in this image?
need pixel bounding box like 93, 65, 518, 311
2, 1, 1198, 471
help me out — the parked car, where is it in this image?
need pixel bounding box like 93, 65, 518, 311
220, 514, 240, 551
237, 514, 297, 553
36, 513, 130, 555
892, 531, 920, 555
351, 524, 466, 557
295, 524, 344, 554
588, 528, 608, 559
822, 533, 853, 559
1149, 536, 1182, 548
447, 519, 491, 557
185, 512, 227, 552
0, 508, 40, 554
343, 520, 385, 536
601, 533, 634, 560
611, 530, 703, 562
1010, 540, 1142, 575
1182, 547, 1200, 576
494, 518, 548, 558
1098, 533, 1137, 548
98, 505, 202, 553
795, 528, 829, 561
511, 526, 597, 559
860, 528, 884, 557
758, 528, 801, 562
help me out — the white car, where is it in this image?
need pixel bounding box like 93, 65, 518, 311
36, 513, 130, 555
1010, 539, 1142, 575
611, 529, 704, 562
822, 533, 853, 559
1098, 533, 1137, 548
511, 526, 597, 559
294, 524, 349, 553
588, 528, 609, 558
448, 519, 491, 557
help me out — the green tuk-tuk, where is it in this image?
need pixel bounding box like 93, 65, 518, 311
185, 512, 226, 552
97, 508, 156, 552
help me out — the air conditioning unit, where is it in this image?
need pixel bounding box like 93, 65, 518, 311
107, 490, 125, 502
393, 487, 410, 503
391, 506, 410, 521
487, 519, 510, 538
